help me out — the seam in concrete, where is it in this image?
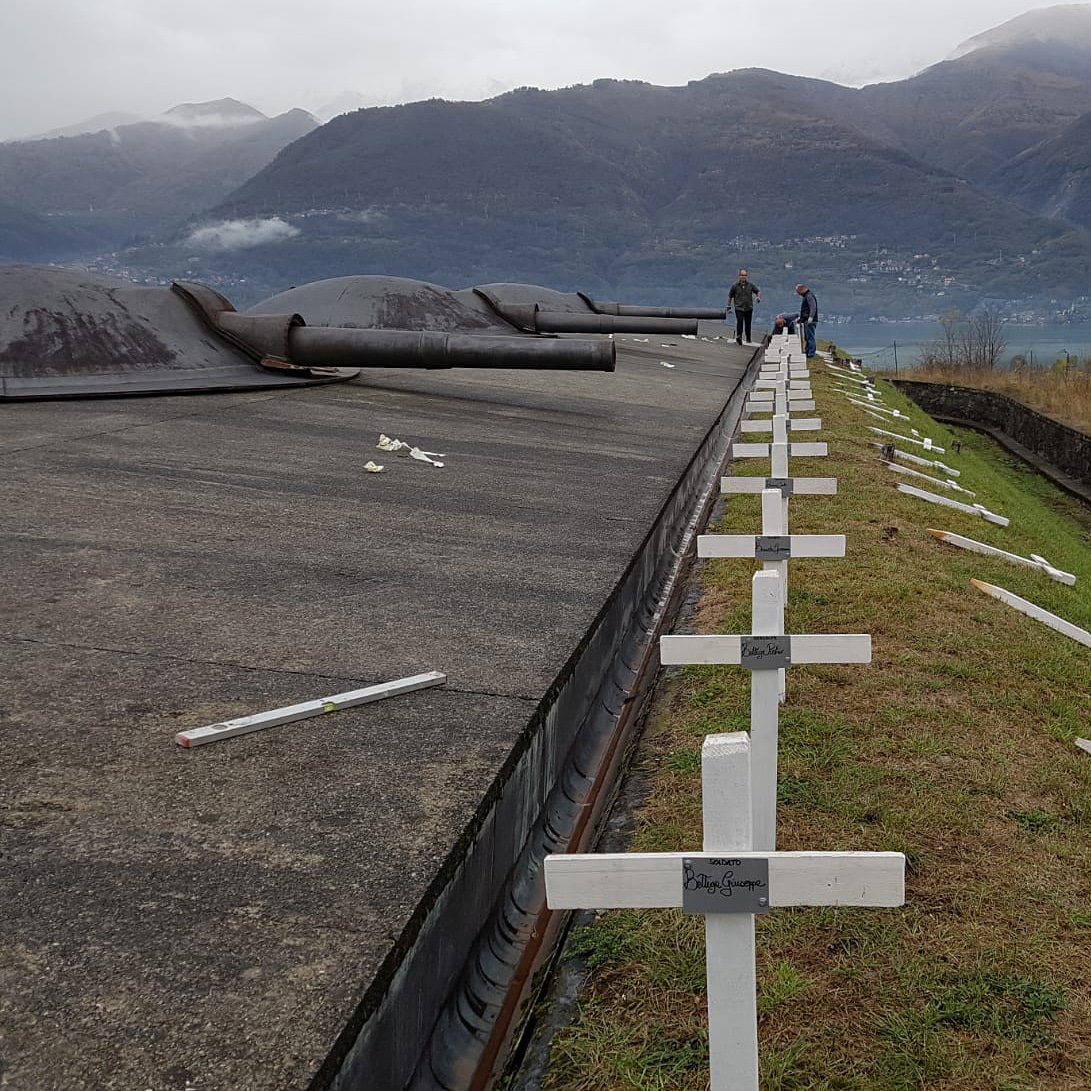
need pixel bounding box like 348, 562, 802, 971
2, 636, 538, 702
2, 391, 294, 454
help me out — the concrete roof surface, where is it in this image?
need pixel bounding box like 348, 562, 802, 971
0, 331, 753, 1090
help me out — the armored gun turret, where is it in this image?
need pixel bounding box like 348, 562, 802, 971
0, 269, 615, 400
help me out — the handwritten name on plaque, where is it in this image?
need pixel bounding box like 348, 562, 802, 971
740, 636, 791, 671
755, 535, 792, 561
682, 857, 771, 915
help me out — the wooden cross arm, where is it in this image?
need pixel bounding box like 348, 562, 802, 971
740, 418, 822, 433
720, 476, 837, 495
733, 442, 829, 458
747, 399, 817, 414
545, 851, 905, 910
748, 389, 813, 401
660, 633, 871, 665
696, 534, 846, 559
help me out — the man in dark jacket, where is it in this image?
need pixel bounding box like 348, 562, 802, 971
795, 283, 818, 358
727, 269, 760, 345
772, 312, 797, 334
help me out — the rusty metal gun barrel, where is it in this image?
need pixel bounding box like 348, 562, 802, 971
587, 300, 727, 320
490, 302, 699, 335
285, 327, 616, 371
532, 311, 699, 335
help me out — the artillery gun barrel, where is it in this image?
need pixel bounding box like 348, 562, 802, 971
590, 302, 726, 320
531, 312, 699, 335
287, 327, 616, 371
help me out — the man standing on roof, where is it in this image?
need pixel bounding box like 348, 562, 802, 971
795, 283, 818, 358
726, 269, 760, 346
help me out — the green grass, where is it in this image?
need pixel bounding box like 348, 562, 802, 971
539, 348, 1091, 1090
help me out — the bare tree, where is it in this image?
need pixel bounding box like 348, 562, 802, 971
918, 307, 1007, 371
967, 306, 1007, 369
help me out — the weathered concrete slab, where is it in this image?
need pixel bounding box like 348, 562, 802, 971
0, 333, 754, 1090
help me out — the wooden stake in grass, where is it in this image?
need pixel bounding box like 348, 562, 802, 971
544, 731, 904, 1091
971, 579, 1091, 648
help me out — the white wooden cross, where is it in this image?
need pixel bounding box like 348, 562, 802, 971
747, 391, 817, 414
869, 442, 960, 477
929, 529, 1075, 584
720, 475, 837, 498
895, 483, 1009, 526
661, 569, 870, 849
847, 396, 908, 420
756, 378, 812, 395
749, 387, 813, 404
733, 440, 827, 467
883, 460, 976, 496
701, 492, 845, 700
825, 362, 872, 380
972, 580, 1091, 647
740, 414, 822, 435
870, 426, 946, 454
761, 362, 809, 375
545, 731, 904, 1091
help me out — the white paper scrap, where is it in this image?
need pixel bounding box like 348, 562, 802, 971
377, 434, 446, 467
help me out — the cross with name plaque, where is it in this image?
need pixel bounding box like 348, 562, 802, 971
545, 731, 904, 1091
661, 570, 870, 851
739, 414, 822, 435
746, 390, 817, 414
700, 492, 846, 702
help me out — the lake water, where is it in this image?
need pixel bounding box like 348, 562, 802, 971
824, 321, 1091, 372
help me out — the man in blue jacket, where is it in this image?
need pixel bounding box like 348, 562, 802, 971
795, 283, 818, 358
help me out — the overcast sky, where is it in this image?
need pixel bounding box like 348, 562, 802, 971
1, 0, 1072, 140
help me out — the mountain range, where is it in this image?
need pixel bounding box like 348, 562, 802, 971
4, 5, 1091, 319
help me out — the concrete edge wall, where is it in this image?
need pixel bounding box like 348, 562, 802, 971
892, 380, 1091, 503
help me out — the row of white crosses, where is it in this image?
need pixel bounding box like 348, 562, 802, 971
544, 335, 906, 1090
826, 357, 1011, 526
829, 356, 1085, 644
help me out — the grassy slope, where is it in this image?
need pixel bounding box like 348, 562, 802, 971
537, 355, 1091, 1090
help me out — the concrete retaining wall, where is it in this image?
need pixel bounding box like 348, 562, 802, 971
892, 380, 1091, 500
